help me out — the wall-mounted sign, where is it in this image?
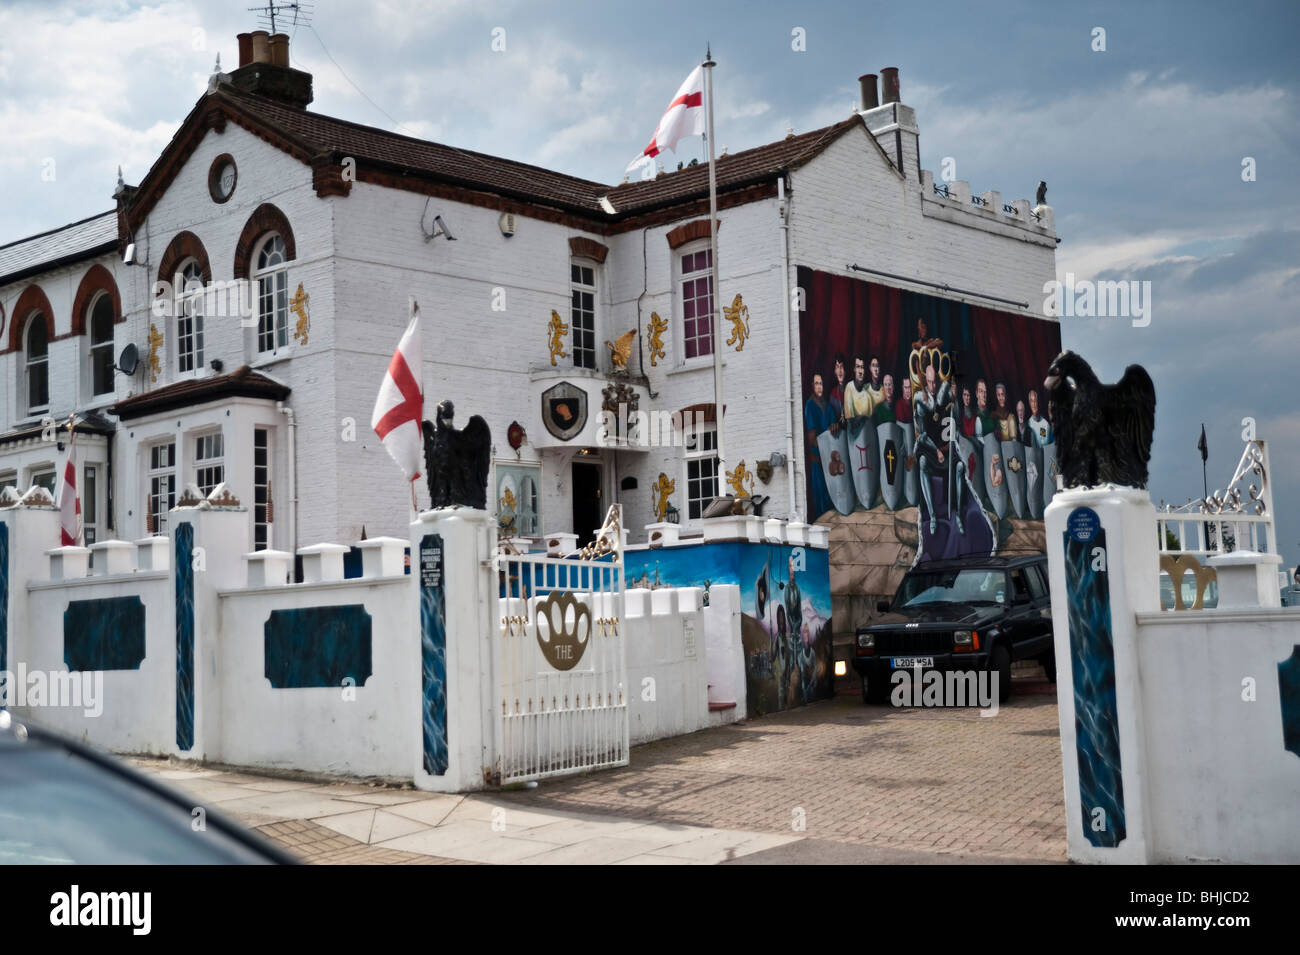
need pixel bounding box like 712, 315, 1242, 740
536, 590, 591, 671
542, 381, 587, 441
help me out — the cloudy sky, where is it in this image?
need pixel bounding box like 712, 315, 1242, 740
2, 0, 1298, 565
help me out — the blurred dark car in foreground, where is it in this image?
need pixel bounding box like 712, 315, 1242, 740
0, 710, 294, 864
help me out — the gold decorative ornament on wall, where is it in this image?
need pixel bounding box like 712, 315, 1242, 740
290, 283, 310, 344
605, 328, 637, 372
646, 311, 668, 367
724, 293, 750, 351
652, 472, 676, 522
147, 323, 164, 383
727, 460, 754, 499
547, 309, 569, 366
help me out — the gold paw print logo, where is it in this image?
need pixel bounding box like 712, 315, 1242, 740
547, 310, 569, 366
727, 460, 754, 498
536, 591, 592, 671
724, 294, 750, 351
652, 472, 675, 522
290, 283, 310, 345
646, 312, 668, 367
147, 323, 164, 383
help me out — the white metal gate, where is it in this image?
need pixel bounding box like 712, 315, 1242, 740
495, 507, 628, 784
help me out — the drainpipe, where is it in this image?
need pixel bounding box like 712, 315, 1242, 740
277, 401, 298, 563
777, 176, 800, 520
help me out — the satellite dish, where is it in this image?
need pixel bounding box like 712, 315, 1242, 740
116, 343, 139, 376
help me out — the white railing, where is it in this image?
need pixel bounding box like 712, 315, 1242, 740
1156, 439, 1276, 610
495, 506, 629, 784
1158, 439, 1275, 559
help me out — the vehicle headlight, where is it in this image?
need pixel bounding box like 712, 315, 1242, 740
953, 630, 973, 646
857, 632, 875, 649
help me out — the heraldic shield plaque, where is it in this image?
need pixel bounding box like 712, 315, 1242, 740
541, 381, 588, 441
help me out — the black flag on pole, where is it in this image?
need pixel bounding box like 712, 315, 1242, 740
1197, 424, 1208, 463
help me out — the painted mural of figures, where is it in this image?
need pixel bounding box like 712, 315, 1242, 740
1026, 388, 1054, 446
974, 379, 998, 438
913, 361, 967, 535
960, 384, 978, 438
895, 377, 913, 424
803, 372, 840, 518
994, 383, 1018, 441
872, 374, 897, 425
843, 355, 882, 421
830, 354, 848, 408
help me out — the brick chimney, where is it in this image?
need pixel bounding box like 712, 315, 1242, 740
857, 66, 919, 180
229, 30, 313, 108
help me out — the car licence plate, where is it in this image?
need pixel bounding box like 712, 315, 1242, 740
891, 656, 934, 669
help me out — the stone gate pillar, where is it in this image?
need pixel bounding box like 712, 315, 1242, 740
1045, 486, 1159, 864
410, 507, 498, 792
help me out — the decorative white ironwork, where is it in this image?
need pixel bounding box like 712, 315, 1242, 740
1156, 439, 1277, 610
495, 504, 628, 784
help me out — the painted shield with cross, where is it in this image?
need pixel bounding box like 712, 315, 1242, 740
959, 434, 986, 510
846, 416, 880, 510
983, 433, 1009, 519
899, 421, 919, 507
1024, 444, 1044, 520
816, 427, 856, 516
1001, 439, 1028, 519
1042, 442, 1060, 511
877, 421, 906, 511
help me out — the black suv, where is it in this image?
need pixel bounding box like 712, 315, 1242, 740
853, 554, 1054, 704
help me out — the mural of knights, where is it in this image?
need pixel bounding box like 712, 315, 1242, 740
624, 541, 834, 716
797, 267, 1063, 562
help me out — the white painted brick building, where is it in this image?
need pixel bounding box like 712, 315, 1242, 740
0, 39, 1058, 578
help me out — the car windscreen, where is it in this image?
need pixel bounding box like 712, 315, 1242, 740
0, 734, 281, 864
895, 569, 1007, 608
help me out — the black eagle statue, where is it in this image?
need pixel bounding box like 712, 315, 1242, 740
422, 400, 491, 509
1035, 180, 1047, 206
1044, 350, 1155, 489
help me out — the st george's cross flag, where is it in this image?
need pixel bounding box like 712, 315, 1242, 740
57, 418, 82, 546
626, 65, 706, 175
371, 299, 424, 483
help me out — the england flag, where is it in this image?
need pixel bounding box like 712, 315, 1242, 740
626, 65, 706, 175
57, 419, 81, 546
371, 299, 424, 483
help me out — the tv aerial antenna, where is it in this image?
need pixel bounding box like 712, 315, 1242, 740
247, 1, 314, 34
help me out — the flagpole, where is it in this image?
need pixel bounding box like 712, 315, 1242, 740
703, 46, 726, 495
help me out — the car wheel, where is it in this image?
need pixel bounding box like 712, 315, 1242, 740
1040, 652, 1056, 684
991, 645, 1012, 703
863, 674, 890, 705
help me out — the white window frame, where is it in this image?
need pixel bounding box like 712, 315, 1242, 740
83, 463, 99, 547
176, 259, 206, 376
87, 290, 117, 399
683, 422, 720, 521
194, 430, 225, 496
254, 234, 290, 355
147, 441, 177, 535
24, 313, 50, 416
675, 241, 715, 364
27, 465, 56, 496
570, 259, 598, 370
253, 427, 272, 550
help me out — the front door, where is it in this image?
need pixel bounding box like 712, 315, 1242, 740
571, 460, 603, 547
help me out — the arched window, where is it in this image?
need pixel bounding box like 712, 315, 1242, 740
519, 474, 539, 536
25, 314, 49, 414
254, 234, 289, 354
89, 292, 116, 396
176, 259, 205, 373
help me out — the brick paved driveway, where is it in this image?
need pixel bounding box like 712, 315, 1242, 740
497, 679, 1067, 862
